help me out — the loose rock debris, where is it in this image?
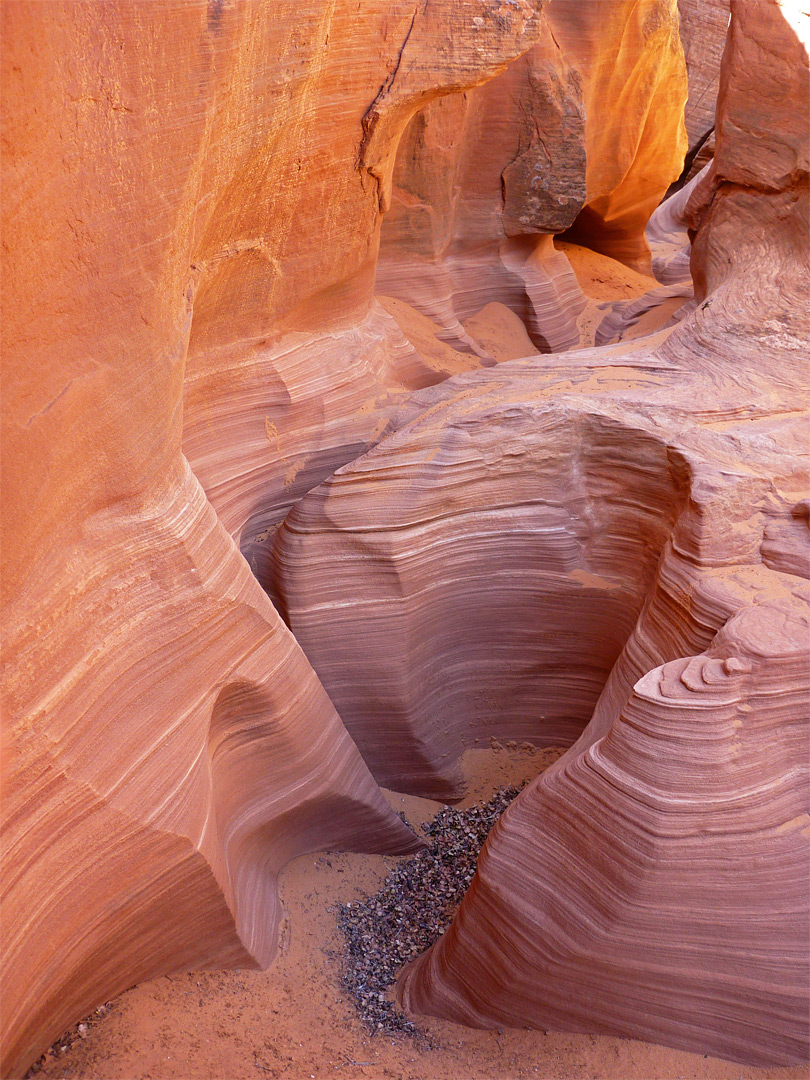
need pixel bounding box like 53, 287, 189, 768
337, 784, 526, 1039
24, 1003, 114, 1077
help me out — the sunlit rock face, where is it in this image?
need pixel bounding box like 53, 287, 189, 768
375, 0, 689, 350
0, 3, 546, 1074
2, 0, 807, 1077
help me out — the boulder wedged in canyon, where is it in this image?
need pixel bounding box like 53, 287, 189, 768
177, 0, 548, 579
375, 0, 688, 349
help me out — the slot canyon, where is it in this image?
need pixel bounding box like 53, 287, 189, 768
1, 1, 808, 1078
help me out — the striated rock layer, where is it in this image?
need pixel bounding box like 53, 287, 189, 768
270, 406, 691, 798
1, 2, 547, 1075
2, 0, 807, 1076
271, 0, 810, 1066
397, 2, 808, 1065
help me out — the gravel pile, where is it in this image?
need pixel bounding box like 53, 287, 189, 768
337, 784, 525, 1039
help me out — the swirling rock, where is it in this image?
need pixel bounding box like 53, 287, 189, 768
398, 2, 810, 1064
400, 574, 809, 1067
179, 0, 549, 585
270, 1, 810, 1066
3, 0, 807, 1074
185, 299, 488, 588
270, 400, 691, 798
1, 2, 544, 1074
648, 163, 711, 285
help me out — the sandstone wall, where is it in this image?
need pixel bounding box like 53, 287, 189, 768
376, 0, 689, 354
389, 1, 809, 1063
1, 3, 545, 1074
2, 0, 807, 1075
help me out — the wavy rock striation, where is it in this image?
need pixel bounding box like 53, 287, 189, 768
272, 0, 810, 1066
1, 2, 547, 1075
270, 404, 691, 798
398, 2, 810, 1064
2, 0, 807, 1076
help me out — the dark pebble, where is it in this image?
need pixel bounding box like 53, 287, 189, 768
336, 784, 525, 1041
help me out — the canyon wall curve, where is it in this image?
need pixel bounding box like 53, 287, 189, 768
2, 0, 808, 1075
269, 407, 691, 799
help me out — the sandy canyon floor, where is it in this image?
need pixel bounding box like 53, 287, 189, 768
32, 746, 809, 1080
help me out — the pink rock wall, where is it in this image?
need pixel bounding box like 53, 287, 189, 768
270, 409, 691, 798
1, 3, 545, 1074
2, 0, 807, 1074
393, 1, 809, 1064
271, 0, 809, 1067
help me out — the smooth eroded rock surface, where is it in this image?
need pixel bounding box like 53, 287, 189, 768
376, 0, 688, 351
2, 0, 807, 1075
1, 2, 545, 1074
271, 0, 810, 1066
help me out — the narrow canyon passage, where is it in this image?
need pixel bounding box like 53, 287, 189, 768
28, 750, 808, 1080
3, 1, 808, 1078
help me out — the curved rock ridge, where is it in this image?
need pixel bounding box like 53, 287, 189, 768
1, 454, 423, 1078
589, 165, 707, 346
2, 2, 548, 1074
269, 0, 810, 1065
593, 282, 693, 346
185, 299, 494, 587
2, 0, 806, 1076
179, 0, 551, 587
272, 237, 810, 1064
270, 402, 692, 799
375, 0, 688, 351
400, 572, 809, 1067
401, 0, 809, 1063
268, 317, 809, 1061
648, 163, 710, 286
